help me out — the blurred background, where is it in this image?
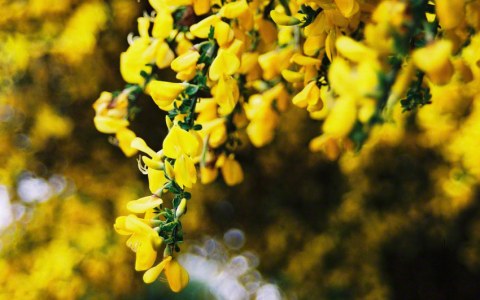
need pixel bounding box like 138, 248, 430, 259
2, 0, 480, 299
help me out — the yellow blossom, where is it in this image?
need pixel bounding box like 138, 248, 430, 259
190, 15, 221, 38
143, 256, 189, 292
146, 80, 186, 110
171, 50, 200, 73
413, 40, 453, 85
163, 125, 201, 159
209, 49, 240, 81
174, 153, 197, 189
114, 215, 162, 271
127, 196, 163, 213
322, 96, 357, 138
93, 116, 129, 134
220, 155, 244, 186
292, 81, 321, 109
213, 75, 240, 115
219, 0, 249, 19
334, 0, 359, 18
435, 0, 465, 30
116, 128, 138, 157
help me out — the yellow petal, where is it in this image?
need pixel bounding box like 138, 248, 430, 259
143, 256, 172, 284
156, 42, 175, 69
281, 70, 304, 83
165, 259, 190, 292
163, 125, 201, 159
322, 96, 357, 138
120, 38, 152, 84
142, 156, 164, 170
304, 34, 326, 56
148, 168, 168, 194
292, 81, 320, 108
127, 196, 163, 213
114, 216, 131, 235
138, 17, 150, 38
175, 198, 187, 218
436, 0, 465, 30
131, 137, 159, 159
209, 49, 240, 81
146, 80, 186, 110
213, 75, 239, 115
94, 116, 129, 134
193, 0, 210, 15
219, 0, 249, 19
291, 53, 321, 66
336, 36, 377, 63
171, 50, 200, 73
221, 156, 243, 186
190, 15, 221, 38
209, 123, 227, 148
161, 162, 172, 181
125, 215, 156, 235
135, 241, 158, 271
412, 40, 453, 85
152, 10, 173, 40
174, 154, 197, 189
116, 128, 138, 157
334, 0, 358, 18
214, 21, 234, 47
201, 166, 218, 184
270, 10, 302, 26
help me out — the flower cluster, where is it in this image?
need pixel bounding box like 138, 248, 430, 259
93, 0, 480, 292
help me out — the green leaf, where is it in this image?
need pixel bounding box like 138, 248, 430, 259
185, 85, 199, 96
192, 124, 202, 131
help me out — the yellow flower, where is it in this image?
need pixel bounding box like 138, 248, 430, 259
219, 0, 249, 19
291, 53, 321, 66
213, 75, 239, 115
131, 138, 169, 194
336, 36, 377, 63
220, 155, 244, 186
190, 15, 221, 38
309, 134, 341, 160
137, 17, 150, 38
334, 0, 359, 18
93, 116, 129, 134
258, 47, 294, 80
114, 215, 162, 271
116, 128, 138, 157
175, 198, 187, 218
413, 40, 454, 85
270, 10, 303, 26
322, 96, 357, 138
281, 70, 304, 83
209, 49, 240, 81
174, 153, 197, 189
193, 0, 210, 15
201, 165, 219, 184
127, 196, 163, 214
214, 21, 235, 47
146, 80, 186, 110
152, 8, 173, 40
163, 125, 202, 159
120, 37, 154, 84
143, 256, 189, 293
435, 0, 465, 30
156, 41, 175, 69
304, 34, 326, 56
171, 50, 200, 73
292, 81, 321, 109
246, 119, 277, 147
329, 57, 378, 98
